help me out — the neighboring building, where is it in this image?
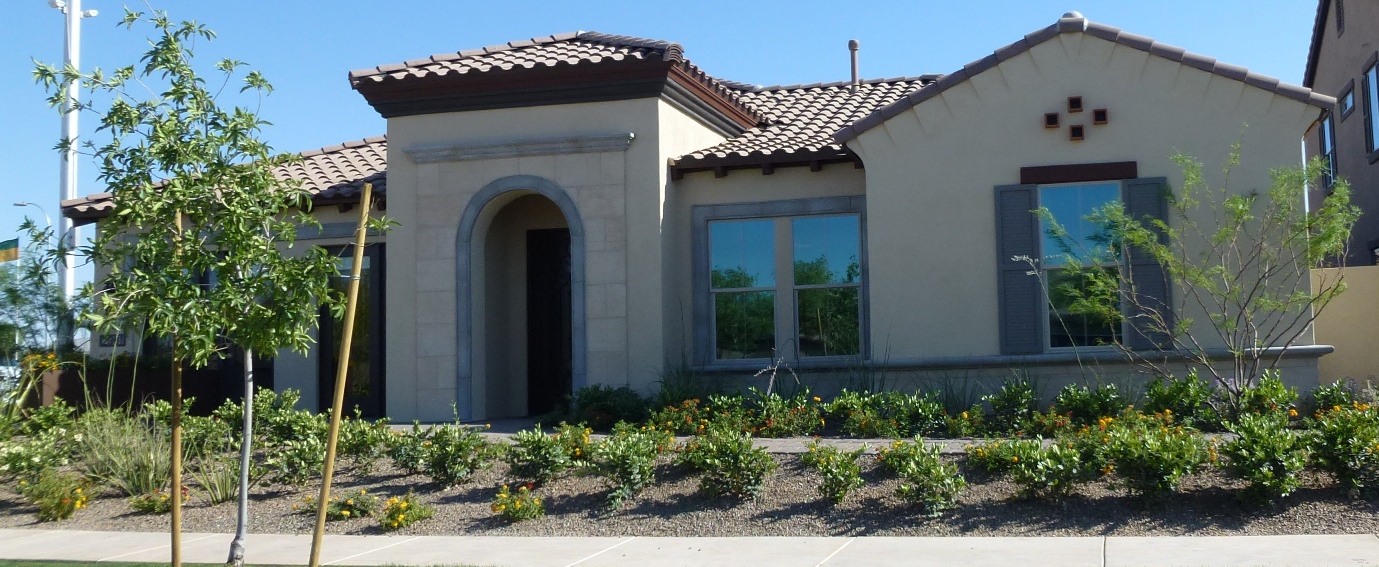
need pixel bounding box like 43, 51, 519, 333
64, 13, 1336, 422
1304, 0, 1379, 265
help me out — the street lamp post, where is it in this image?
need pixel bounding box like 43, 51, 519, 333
13, 202, 54, 236
48, 0, 97, 349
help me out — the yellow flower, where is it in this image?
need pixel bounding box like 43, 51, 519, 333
390, 522, 399, 528
960, 411, 968, 420
1288, 408, 1299, 418
400, 502, 408, 510
346, 499, 353, 505
812, 396, 822, 403
341, 510, 350, 517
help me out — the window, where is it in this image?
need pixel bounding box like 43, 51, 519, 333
1038, 182, 1123, 349
1339, 82, 1355, 119
1336, 0, 1346, 35
1366, 62, 1379, 155
1321, 115, 1338, 188
696, 198, 865, 364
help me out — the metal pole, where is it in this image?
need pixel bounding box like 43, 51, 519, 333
53, 0, 97, 349
308, 183, 373, 567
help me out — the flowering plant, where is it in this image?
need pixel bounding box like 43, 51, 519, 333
380, 491, 433, 531
491, 483, 544, 523
130, 485, 191, 514
21, 469, 90, 521
294, 488, 380, 521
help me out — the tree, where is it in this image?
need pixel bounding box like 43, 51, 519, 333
0, 222, 71, 353
35, 10, 341, 567
1038, 147, 1359, 413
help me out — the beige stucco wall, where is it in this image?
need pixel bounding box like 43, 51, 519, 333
383, 97, 727, 421
850, 32, 1325, 365
1313, 266, 1379, 385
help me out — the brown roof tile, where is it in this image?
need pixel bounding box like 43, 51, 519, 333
672, 76, 936, 170
62, 137, 387, 221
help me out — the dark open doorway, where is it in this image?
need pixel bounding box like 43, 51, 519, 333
526, 228, 572, 416
319, 244, 386, 418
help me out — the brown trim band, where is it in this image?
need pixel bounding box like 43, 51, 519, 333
1020, 161, 1138, 185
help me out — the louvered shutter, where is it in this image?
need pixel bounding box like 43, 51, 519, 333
995, 184, 1044, 355
1122, 177, 1172, 350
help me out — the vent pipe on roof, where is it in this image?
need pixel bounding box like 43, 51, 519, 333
849, 39, 860, 93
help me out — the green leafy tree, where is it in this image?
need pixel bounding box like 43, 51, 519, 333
1039, 147, 1359, 412
0, 222, 74, 353
35, 10, 342, 567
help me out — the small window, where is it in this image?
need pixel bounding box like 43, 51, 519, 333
1069, 125, 1085, 141
1366, 63, 1379, 154
1337, 0, 1346, 35
1339, 84, 1355, 119
1321, 115, 1338, 188
1038, 182, 1123, 349
1045, 112, 1060, 128
1067, 96, 1083, 113
1093, 109, 1108, 125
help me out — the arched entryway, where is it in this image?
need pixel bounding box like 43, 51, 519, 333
456, 175, 586, 421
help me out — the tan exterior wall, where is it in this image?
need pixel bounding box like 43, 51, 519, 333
1304, 0, 1379, 266
851, 33, 1324, 365
1314, 266, 1379, 385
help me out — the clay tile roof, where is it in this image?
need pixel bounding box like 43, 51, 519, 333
62, 136, 388, 222
835, 13, 1336, 144
672, 76, 937, 169
349, 31, 760, 124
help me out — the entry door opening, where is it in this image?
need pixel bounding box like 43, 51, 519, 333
319, 244, 386, 418
526, 228, 572, 416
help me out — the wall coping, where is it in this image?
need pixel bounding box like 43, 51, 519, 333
404, 133, 635, 163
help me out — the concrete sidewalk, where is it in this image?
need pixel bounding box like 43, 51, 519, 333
3, 529, 1378, 567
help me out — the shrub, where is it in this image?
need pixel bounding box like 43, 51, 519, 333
387, 421, 435, 475
587, 425, 664, 508
129, 486, 190, 515
491, 483, 544, 523
266, 435, 326, 487
506, 425, 574, 486
425, 424, 504, 486
572, 385, 650, 430
74, 409, 170, 497
297, 488, 381, 521
1311, 380, 1358, 416
1009, 441, 1088, 500
19, 469, 90, 522
1222, 412, 1309, 505
380, 491, 433, 531
751, 388, 824, 437
1235, 371, 1298, 419
944, 405, 985, 438
802, 440, 866, 504
20, 399, 75, 437
877, 438, 965, 516
1144, 372, 1218, 430
965, 439, 1034, 475
0, 426, 71, 481
680, 428, 776, 500
1309, 402, 1379, 498
828, 390, 944, 438
983, 379, 1039, 435
188, 445, 240, 505
648, 396, 755, 436
1053, 383, 1128, 426
554, 422, 595, 464
338, 410, 392, 472
1102, 411, 1209, 500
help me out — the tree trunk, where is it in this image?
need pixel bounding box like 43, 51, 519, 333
226, 349, 253, 567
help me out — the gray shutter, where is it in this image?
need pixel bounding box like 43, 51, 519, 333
1122, 177, 1172, 350
995, 184, 1043, 355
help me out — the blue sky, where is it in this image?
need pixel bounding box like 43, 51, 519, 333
0, 0, 1317, 284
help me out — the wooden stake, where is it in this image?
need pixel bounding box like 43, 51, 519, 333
308, 183, 372, 567
170, 209, 184, 567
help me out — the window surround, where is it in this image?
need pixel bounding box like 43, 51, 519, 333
1363, 52, 1379, 164
691, 196, 868, 369
1336, 0, 1346, 36
1339, 79, 1356, 122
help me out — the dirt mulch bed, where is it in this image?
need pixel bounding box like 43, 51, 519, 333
2, 456, 1378, 537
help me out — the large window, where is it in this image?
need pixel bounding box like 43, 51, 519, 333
1038, 182, 1122, 349
698, 198, 865, 363
1321, 115, 1338, 188
1366, 62, 1379, 155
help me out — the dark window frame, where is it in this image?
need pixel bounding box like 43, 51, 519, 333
1339, 79, 1355, 122
1321, 113, 1338, 189
1364, 52, 1379, 163
1337, 0, 1346, 36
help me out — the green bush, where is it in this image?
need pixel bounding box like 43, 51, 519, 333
491, 483, 544, 523
1309, 402, 1379, 498
425, 424, 504, 486
187, 435, 241, 504
944, 405, 985, 438
1235, 371, 1298, 419
129, 485, 188, 515
298, 488, 381, 521
587, 425, 665, 508
506, 425, 574, 485
876, 439, 965, 517
19, 469, 90, 522
802, 440, 866, 504
1009, 441, 1089, 500
750, 388, 824, 437
1222, 412, 1309, 504
1103, 411, 1209, 500
554, 422, 595, 464
983, 379, 1038, 435
647, 395, 753, 436
20, 399, 75, 437
572, 385, 650, 431
1144, 372, 1218, 430
827, 390, 944, 438
381, 491, 433, 531
387, 421, 435, 475
1053, 383, 1128, 426
965, 438, 1033, 474
1311, 380, 1359, 415
74, 409, 170, 497
0, 426, 71, 481
680, 427, 776, 500
338, 410, 392, 471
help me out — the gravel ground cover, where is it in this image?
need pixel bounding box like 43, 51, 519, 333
3, 454, 1377, 537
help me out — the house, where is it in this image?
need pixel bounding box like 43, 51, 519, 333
63, 12, 1336, 422
1303, 0, 1379, 266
